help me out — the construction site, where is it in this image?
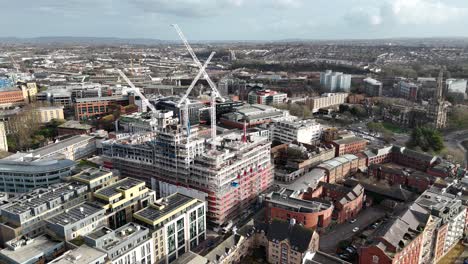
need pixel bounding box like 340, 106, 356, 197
101, 25, 274, 227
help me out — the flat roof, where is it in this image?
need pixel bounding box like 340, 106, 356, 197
49, 245, 106, 264
58, 121, 93, 130
75, 95, 127, 103
32, 135, 94, 157
46, 203, 104, 226
134, 193, 201, 222
0, 236, 63, 264
0, 159, 75, 173
95, 177, 144, 198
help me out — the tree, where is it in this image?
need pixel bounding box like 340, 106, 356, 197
407, 127, 444, 153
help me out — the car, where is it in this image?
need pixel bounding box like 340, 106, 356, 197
338, 254, 351, 260
349, 219, 357, 223
352, 227, 359, 232
371, 223, 380, 229
345, 247, 355, 254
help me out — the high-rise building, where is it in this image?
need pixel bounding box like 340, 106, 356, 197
0, 122, 7, 152
363, 77, 383, 97
320, 70, 351, 92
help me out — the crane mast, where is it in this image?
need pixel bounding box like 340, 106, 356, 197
117, 69, 157, 114
171, 24, 225, 143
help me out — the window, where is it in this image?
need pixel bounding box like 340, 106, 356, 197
372, 255, 379, 263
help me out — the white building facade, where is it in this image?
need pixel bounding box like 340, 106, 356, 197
320, 70, 351, 92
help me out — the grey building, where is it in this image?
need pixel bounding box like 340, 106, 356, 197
363, 77, 383, 97
45, 202, 107, 241
0, 159, 75, 193
0, 182, 88, 245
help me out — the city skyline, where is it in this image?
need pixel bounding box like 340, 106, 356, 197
1, 0, 468, 40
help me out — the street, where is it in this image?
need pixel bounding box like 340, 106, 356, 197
319, 207, 386, 253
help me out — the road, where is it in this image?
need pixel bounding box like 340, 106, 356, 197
319, 207, 386, 253
443, 129, 468, 167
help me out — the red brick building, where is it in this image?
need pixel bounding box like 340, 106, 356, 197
264, 189, 334, 230
317, 154, 366, 183
368, 164, 436, 193
75, 95, 130, 120
391, 146, 438, 171
308, 182, 365, 224
363, 146, 393, 166
0, 88, 25, 105
331, 136, 368, 157
359, 206, 425, 264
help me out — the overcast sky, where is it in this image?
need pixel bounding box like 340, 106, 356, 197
1, 0, 468, 40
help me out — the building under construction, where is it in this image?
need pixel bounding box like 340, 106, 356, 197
102, 113, 273, 226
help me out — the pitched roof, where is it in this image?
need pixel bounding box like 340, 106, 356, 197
267, 219, 315, 253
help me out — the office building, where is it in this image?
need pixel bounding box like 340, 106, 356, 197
134, 193, 206, 264
247, 89, 288, 105
0, 159, 75, 193
270, 119, 322, 145
363, 77, 383, 97
45, 202, 107, 241
0, 122, 8, 152
26, 135, 96, 161
84, 223, 154, 264
320, 70, 351, 92
75, 95, 130, 120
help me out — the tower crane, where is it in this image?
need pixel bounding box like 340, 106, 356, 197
117, 69, 157, 114
172, 24, 225, 142
176, 52, 215, 136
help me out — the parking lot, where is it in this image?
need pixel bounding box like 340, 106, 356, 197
319, 206, 386, 253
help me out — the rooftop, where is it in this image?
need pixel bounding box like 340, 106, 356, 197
75, 95, 127, 103
2, 182, 87, 216
0, 236, 63, 264
134, 193, 202, 224
266, 189, 332, 213
58, 120, 93, 130
49, 245, 106, 264
0, 159, 75, 173
267, 219, 316, 253
31, 135, 94, 157
95, 177, 144, 198
46, 203, 104, 227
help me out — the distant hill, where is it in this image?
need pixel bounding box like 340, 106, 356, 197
0, 36, 173, 46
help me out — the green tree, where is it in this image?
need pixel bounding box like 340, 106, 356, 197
407, 127, 444, 153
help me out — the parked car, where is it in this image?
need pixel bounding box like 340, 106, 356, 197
352, 227, 359, 232
339, 254, 351, 261
349, 218, 357, 224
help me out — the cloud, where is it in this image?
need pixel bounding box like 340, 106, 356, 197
345, 0, 468, 26
272, 0, 303, 8
131, 0, 245, 17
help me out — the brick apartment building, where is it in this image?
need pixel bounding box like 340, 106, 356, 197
331, 136, 368, 157
308, 182, 365, 224
316, 154, 366, 183
264, 189, 334, 230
